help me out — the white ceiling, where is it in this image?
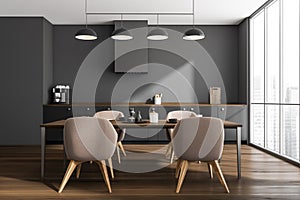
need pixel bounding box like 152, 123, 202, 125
0, 0, 268, 25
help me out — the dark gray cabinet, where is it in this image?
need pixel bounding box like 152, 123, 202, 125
217, 105, 248, 142
199, 105, 247, 142
43, 105, 105, 143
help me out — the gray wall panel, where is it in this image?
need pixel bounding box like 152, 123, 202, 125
43, 19, 53, 104
53, 25, 114, 86
0, 17, 44, 145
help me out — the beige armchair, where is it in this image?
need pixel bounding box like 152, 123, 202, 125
94, 110, 127, 163
165, 110, 197, 163
76, 110, 126, 180
172, 117, 229, 193
58, 117, 117, 193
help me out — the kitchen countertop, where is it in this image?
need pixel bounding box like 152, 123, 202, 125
44, 102, 247, 107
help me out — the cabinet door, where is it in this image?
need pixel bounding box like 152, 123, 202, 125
148, 128, 160, 141
95, 106, 112, 113
43, 105, 94, 143
123, 128, 148, 143
199, 106, 218, 117
43, 106, 73, 122
43, 106, 73, 143
71, 106, 95, 117
157, 129, 169, 142
218, 106, 248, 142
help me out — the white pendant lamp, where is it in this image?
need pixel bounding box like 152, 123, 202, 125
183, 0, 205, 41
75, 0, 97, 40
111, 14, 133, 40
147, 14, 168, 40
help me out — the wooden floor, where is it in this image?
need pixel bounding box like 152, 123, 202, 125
1, 144, 300, 199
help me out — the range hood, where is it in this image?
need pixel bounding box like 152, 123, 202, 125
114, 20, 148, 73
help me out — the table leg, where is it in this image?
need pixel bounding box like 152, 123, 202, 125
236, 127, 241, 179
41, 127, 45, 180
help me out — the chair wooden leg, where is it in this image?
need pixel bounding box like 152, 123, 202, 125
107, 158, 114, 179
175, 159, 183, 178
76, 163, 82, 179
207, 163, 213, 179
170, 150, 175, 164
211, 160, 230, 193
116, 146, 121, 164
58, 160, 80, 193
118, 141, 126, 156
175, 160, 189, 193
165, 143, 171, 157
96, 160, 112, 193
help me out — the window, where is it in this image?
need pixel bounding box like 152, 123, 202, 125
282, 0, 299, 104
250, 0, 300, 162
251, 10, 265, 104
266, 0, 280, 103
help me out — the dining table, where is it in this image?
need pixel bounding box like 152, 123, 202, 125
40, 119, 242, 180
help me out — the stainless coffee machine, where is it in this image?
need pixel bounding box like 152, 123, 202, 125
52, 85, 70, 104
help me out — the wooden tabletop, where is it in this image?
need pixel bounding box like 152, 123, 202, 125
110, 120, 176, 128
40, 120, 65, 128
223, 120, 243, 128
41, 119, 242, 129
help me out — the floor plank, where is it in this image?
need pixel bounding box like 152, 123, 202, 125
0, 144, 300, 199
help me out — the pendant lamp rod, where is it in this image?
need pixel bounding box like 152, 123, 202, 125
182, 0, 205, 40
192, 0, 195, 27
121, 14, 123, 27
85, 0, 87, 28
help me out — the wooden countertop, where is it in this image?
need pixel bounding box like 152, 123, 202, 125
44, 102, 247, 107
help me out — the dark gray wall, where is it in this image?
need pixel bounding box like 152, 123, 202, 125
0, 17, 44, 145
0, 18, 247, 145
238, 19, 249, 104
53, 25, 114, 85
53, 24, 240, 104
114, 21, 148, 73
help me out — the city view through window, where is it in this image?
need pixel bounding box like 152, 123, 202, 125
250, 0, 300, 162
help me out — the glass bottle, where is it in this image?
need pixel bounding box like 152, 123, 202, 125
128, 108, 135, 123
135, 111, 142, 122
149, 108, 158, 123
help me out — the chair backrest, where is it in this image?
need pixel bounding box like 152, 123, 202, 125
94, 110, 126, 142
94, 110, 124, 120
172, 117, 224, 162
64, 117, 117, 161
166, 110, 197, 120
